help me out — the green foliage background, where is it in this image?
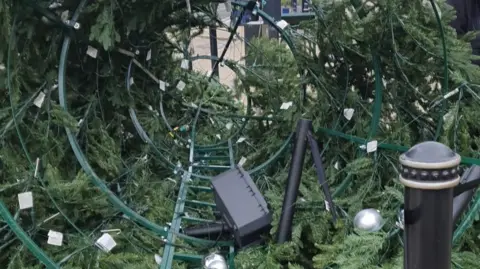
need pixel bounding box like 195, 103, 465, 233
0, 0, 479, 268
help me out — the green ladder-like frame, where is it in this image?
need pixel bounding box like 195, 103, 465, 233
0, 1, 297, 269
160, 139, 236, 268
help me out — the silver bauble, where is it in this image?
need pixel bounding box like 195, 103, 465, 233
204, 253, 227, 269
353, 208, 384, 232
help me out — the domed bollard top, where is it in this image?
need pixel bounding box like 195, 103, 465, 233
399, 141, 461, 190
400, 141, 459, 269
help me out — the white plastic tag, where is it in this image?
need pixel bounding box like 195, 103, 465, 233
343, 108, 354, 120
146, 50, 152, 61
225, 122, 233, 130
216, 134, 221, 139
95, 233, 117, 252
18, 192, 33, 210
276, 20, 289, 29
129, 77, 134, 86
334, 161, 340, 170
181, 59, 189, 70
159, 80, 168, 91
238, 156, 247, 166
86, 46, 98, 59
236, 137, 246, 143
280, 101, 293, 110
324, 201, 330, 212
34, 92, 46, 108
366, 140, 378, 153
47, 230, 63, 246
154, 254, 162, 265
176, 81, 186, 91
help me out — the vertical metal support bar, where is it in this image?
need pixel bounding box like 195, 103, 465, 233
209, 4, 219, 77
399, 141, 461, 269
292, 0, 297, 12
244, 0, 281, 66
262, 0, 281, 38
228, 139, 235, 168
244, 25, 259, 67
452, 166, 480, 223
209, 27, 219, 77
301, 0, 309, 12
276, 119, 311, 243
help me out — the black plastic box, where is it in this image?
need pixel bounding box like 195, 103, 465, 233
211, 166, 272, 248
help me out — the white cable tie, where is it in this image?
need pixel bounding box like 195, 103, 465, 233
42, 212, 60, 224
34, 158, 40, 178
236, 137, 246, 143
443, 88, 459, 100
100, 229, 121, 235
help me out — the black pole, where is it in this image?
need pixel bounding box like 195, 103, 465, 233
262, 0, 281, 38
209, 26, 219, 77
400, 141, 460, 269
209, 4, 219, 77
452, 166, 480, 223
183, 223, 229, 238
276, 119, 311, 243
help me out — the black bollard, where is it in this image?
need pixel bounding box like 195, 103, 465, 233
399, 141, 461, 269
276, 119, 311, 243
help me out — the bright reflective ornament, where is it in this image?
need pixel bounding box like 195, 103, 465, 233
353, 208, 384, 232
204, 253, 227, 269
396, 208, 405, 230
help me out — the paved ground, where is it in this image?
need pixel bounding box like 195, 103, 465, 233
189, 3, 244, 89
217, 3, 231, 22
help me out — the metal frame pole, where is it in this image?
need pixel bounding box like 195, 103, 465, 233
209, 3, 219, 77
400, 141, 460, 269
276, 119, 311, 243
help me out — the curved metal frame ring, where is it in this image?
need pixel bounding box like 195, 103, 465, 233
126, 54, 252, 149
57, 0, 235, 248
125, 2, 298, 179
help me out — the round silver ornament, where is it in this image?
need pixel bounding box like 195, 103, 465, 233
204, 253, 227, 269
353, 208, 384, 232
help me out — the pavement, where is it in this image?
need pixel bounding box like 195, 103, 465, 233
189, 3, 244, 89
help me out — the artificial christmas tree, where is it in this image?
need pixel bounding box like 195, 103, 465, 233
1, 0, 480, 268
